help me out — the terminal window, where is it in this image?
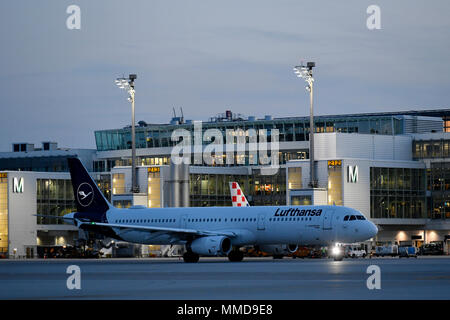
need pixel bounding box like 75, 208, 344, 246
112, 173, 125, 195
291, 195, 312, 206
36, 179, 75, 225
370, 167, 425, 219
327, 164, 343, 206
288, 167, 302, 190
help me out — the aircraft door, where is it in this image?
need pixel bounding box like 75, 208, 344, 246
323, 209, 334, 230
322, 209, 337, 243
257, 213, 266, 230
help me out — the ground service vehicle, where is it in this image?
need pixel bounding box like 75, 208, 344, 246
374, 245, 398, 257
289, 246, 310, 259
345, 245, 367, 258
419, 243, 444, 255
398, 246, 418, 258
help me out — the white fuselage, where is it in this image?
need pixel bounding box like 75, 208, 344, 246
103, 205, 377, 246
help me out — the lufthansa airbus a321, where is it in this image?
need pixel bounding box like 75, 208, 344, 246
59, 158, 377, 262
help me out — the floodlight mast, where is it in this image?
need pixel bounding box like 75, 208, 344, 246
115, 74, 139, 194
293, 62, 316, 188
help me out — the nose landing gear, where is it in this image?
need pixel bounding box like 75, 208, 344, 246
331, 245, 344, 261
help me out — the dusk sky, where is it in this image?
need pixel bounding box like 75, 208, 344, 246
0, 1, 449, 151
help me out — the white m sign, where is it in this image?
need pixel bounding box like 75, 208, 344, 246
13, 177, 24, 193
348, 166, 358, 183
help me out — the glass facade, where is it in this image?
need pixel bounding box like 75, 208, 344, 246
95, 152, 306, 170
190, 173, 248, 207
291, 195, 311, 205
413, 139, 450, 159
148, 169, 161, 208
288, 167, 302, 189
113, 200, 132, 208
95, 116, 403, 152
36, 176, 110, 225
0, 156, 70, 172
189, 168, 286, 207
94, 174, 111, 202
413, 138, 450, 219
36, 179, 76, 225
112, 173, 125, 195
327, 162, 343, 206
444, 116, 450, 133
427, 162, 450, 219
370, 167, 426, 219
0, 174, 8, 255
251, 169, 286, 206
94, 157, 171, 172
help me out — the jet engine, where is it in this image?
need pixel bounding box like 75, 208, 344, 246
258, 244, 298, 255
190, 236, 232, 256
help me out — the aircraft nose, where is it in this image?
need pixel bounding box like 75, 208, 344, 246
367, 222, 378, 239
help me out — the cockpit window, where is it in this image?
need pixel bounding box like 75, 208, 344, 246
356, 215, 366, 220
349, 215, 356, 221
343, 215, 349, 221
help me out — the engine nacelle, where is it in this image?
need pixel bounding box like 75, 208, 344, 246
190, 236, 232, 256
259, 244, 298, 255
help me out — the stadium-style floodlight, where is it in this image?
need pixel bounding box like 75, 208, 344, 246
116, 74, 139, 194
293, 62, 317, 188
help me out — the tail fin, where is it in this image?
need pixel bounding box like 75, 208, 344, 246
229, 182, 250, 207
68, 158, 110, 221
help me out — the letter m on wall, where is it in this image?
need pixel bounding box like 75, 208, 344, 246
348, 166, 358, 183
13, 177, 24, 193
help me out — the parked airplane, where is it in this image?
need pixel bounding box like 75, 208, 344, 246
62, 158, 378, 262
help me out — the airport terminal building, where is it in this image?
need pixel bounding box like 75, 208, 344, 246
1, 110, 450, 257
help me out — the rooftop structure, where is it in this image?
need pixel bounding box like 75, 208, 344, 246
94, 109, 447, 152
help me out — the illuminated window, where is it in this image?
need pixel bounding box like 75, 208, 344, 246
0, 175, 8, 254
288, 167, 302, 190
147, 171, 161, 208
112, 173, 125, 195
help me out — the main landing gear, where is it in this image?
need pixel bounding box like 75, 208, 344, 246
182, 248, 244, 263
183, 251, 199, 263
228, 249, 244, 262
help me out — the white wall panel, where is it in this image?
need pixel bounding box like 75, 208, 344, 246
341, 159, 371, 218
312, 133, 412, 161
8, 173, 37, 257
314, 133, 336, 160
336, 134, 373, 159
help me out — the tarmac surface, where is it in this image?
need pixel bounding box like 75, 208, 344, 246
0, 256, 449, 300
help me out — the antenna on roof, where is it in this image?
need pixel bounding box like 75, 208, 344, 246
180, 107, 184, 124
173, 107, 176, 118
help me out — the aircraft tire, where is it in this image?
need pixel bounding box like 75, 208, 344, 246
183, 251, 200, 263
228, 250, 244, 262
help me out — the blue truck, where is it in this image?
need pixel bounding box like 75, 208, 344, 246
398, 246, 418, 258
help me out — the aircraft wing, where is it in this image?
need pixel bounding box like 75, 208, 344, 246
81, 221, 237, 238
